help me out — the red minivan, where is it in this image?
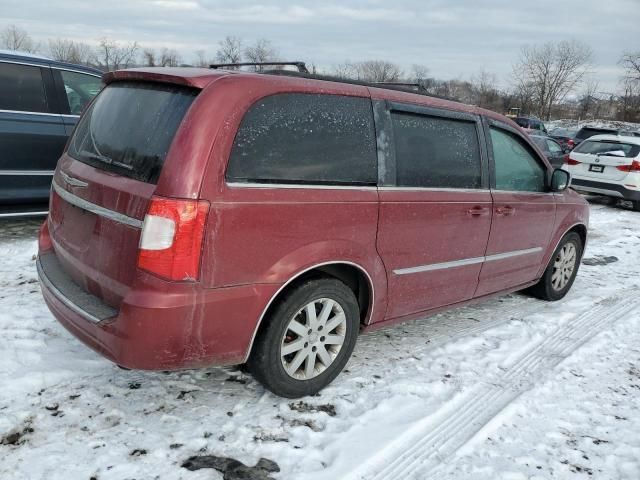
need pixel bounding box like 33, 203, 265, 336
37, 67, 589, 398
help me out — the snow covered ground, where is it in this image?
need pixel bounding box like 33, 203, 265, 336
546, 119, 640, 133
1, 197, 639, 480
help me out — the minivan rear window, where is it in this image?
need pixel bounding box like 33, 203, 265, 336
227, 93, 377, 186
573, 140, 640, 158
68, 82, 198, 184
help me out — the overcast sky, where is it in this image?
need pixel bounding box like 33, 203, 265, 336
2, 0, 639, 93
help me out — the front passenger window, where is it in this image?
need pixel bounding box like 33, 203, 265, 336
490, 127, 546, 192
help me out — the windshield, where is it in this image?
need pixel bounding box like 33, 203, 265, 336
68, 81, 198, 184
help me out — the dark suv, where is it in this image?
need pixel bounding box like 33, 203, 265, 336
0, 50, 102, 213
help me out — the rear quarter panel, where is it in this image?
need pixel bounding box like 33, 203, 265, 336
196, 75, 389, 324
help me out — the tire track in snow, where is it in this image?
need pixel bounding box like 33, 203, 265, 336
345, 295, 640, 480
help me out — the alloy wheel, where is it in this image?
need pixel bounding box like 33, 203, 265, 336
551, 242, 577, 291
280, 298, 347, 380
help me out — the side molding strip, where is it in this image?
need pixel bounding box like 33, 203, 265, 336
393, 247, 543, 275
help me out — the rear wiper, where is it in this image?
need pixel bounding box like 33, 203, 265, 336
79, 151, 134, 170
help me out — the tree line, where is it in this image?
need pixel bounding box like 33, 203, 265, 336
2, 24, 638, 122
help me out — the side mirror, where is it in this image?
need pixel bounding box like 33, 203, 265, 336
551, 168, 571, 192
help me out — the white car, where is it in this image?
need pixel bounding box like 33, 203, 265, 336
563, 134, 640, 211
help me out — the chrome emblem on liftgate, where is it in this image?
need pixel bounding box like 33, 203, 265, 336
60, 171, 88, 187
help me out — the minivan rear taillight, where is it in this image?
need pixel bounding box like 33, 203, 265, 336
616, 160, 640, 173
138, 197, 210, 281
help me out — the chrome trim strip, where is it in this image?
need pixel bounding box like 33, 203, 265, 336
242, 260, 376, 363
0, 210, 48, 218
485, 247, 543, 262
394, 256, 485, 275
378, 187, 491, 193
36, 258, 102, 324
0, 170, 55, 176
0, 59, 49, 68
0, 109, 59, 117
61, 114, 80, 118
52, 180, 143, 228
50, 66, 102, 78
60, 171, 88, 187
393, 247, 544, 275
227, 182, 378, 191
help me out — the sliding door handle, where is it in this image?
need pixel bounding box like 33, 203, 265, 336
467, 206, 490, 217
496, 206, 516, 216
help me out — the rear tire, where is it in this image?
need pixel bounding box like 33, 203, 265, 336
248, 277, 360, 398
528, 232, 583, 301
632, 200, 640, 212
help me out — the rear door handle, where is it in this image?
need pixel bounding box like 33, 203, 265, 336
467, 206, 490, 217
496, 206, 516, 216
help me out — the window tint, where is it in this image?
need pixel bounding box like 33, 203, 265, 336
227, 94, 377, 185
60, 70, 103, 115
391, 112, 482, 189
68, 82, 198, 184
490, 128, 546, 192
0, 62, 48, 113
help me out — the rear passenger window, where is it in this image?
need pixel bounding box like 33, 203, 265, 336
391, 112, 482, 189
0, 62, 48, 113
490, 127, 546, 192
227, 94, 377, 185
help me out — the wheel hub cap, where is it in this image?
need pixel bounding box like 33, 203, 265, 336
280, 298, 347, 380
551, 243, 577, 291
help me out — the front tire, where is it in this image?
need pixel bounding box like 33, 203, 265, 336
248, 277, 360, 398
528, 232, 583, 301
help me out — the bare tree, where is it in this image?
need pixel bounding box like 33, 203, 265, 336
577, 78, 600, 119
513, 40, 592, 120
194, 49, 209, 67
94, 38, 139, 71
332, 60, 402, 82
471, 69, 500, 109
48, 38, 93, 65
1, 24, 38, 52
143, 47, 181, 67
620, 51, 640, 81
244, 39, 278, 69
216, 36, 243, 66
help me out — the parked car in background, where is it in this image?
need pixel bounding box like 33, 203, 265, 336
514, 116, 547, 133
0, 50, 102, 215
37, 66, 588, 398
529, 134, 568, 167
564, 134, 640, 211
549, 127, 578, 151
573, 126, 619, 146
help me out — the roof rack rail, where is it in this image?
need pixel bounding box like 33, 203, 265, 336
209, 61, 309, 73
260, 69, 452, 101
374, 82, 427, 92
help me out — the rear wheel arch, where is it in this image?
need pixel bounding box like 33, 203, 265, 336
243, 261, 375, 363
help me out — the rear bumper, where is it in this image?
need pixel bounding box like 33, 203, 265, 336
571, 177, 640, 201
38, 250, 280, 370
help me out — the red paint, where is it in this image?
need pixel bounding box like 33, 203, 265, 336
38, 68, 589, 371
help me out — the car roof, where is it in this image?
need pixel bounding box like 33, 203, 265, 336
0, 49, 102, 76
584, 134, 640, 145
105, 67, 520, 127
